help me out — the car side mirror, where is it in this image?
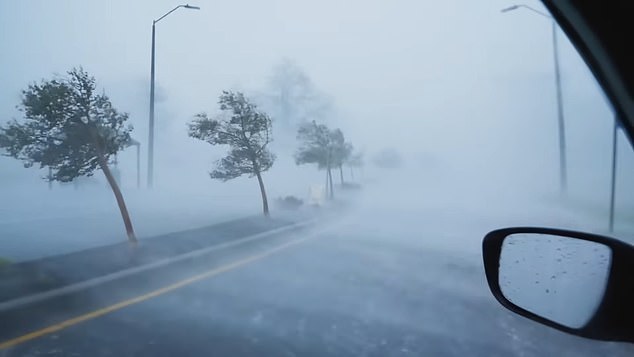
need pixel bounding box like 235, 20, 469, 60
482, 227, 634, 342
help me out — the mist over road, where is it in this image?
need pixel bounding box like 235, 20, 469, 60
2, 174, 632, 356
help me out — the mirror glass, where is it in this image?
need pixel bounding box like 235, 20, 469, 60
499, 233, 612, 328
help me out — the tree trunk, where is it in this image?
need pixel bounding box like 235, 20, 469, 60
255, 170, 270, 217
98, 155, 137, 244
339, 165, 344, 185
350, 166, 354, 181
328, 167, 334, 199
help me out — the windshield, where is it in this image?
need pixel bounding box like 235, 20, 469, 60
0, 1, 633, 355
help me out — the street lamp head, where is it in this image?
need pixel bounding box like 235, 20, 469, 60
155, 4, 200, 23
500, 4, 552, 19
501, 5, 519, 13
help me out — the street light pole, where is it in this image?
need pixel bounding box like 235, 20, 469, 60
552, 20, 567, 193
609, 118, 619, 232
502, 4, 567, 194
147, 4, 200, 188
148, 22, 156, 188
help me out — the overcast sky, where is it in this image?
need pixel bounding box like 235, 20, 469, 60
1, 0, 631, 208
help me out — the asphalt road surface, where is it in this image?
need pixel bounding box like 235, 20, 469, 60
1, 202, 633, 357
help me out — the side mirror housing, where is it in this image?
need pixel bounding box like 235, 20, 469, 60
482, 227, 634, 342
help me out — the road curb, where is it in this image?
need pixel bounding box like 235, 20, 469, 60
0, 219, 315, 313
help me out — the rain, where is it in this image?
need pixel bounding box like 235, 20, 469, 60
0, 0, 633, 355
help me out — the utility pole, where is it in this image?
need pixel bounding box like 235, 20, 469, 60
609, 118, 619, 232
148, 21, 156, 188
502, 4, 568, 194
552, 20, 567, 194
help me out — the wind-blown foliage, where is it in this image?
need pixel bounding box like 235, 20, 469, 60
329, 129, 353, 184
295, 121, 332, 169
346, 150, 364, 181
295, 121, 352, 198
0, 68, 137, 242
188, 91, 275, 216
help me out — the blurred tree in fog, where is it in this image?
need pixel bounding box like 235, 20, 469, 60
330, 129, 353, 185
260, 60, 334, 142
188, 91, 275, 216
347, 151, 364, 181
295, 121, 352, 198
0, 68, 137, 243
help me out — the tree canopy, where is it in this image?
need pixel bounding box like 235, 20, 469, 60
295, 121, 352, 197
0, 68, 137, 242
295, 121, 332, 170
188, 91, 275, 215
295, 122, 351, 169
0, 68, 132, 182
330, 129, 353, 169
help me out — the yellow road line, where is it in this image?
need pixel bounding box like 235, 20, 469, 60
0, 237, 309, 350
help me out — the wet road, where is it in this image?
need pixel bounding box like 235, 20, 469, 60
1, 205, 632, 357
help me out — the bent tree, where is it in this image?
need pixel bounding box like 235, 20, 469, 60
188, 91, 275, 216
330, 128, 352, 185
295, 121, 336, 198
0, 68, 137, 243
346, 150, 364, 181
295, 121, 352, 198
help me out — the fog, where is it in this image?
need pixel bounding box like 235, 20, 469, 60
4, 3, 634, 355
1, 0, 634, 260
